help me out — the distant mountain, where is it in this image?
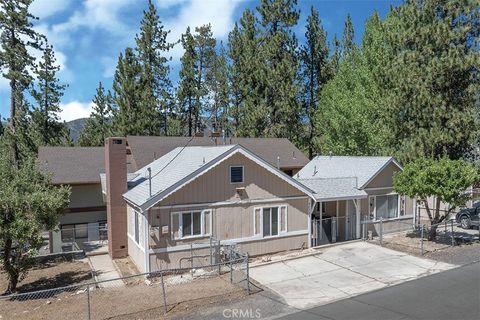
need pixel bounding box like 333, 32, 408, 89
66, 118, 87, 143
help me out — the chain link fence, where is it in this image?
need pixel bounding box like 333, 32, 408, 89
0, 238, 250, 320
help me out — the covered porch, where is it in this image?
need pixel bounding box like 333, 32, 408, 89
301, 177, 368, 247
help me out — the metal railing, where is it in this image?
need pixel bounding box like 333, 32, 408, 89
0, 239, 251, 320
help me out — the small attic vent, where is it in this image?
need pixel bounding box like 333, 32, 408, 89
113, 139, 123, 145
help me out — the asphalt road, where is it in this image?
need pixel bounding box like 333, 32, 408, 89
281, 261, 480, 320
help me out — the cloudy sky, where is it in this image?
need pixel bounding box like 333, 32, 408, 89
0, 0, 400, 122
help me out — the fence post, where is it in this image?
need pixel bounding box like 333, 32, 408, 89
363, 218, 366, 241
478, 211, 480, 240
86, 284, 91, 320
160, 270, 167, 315
230, 248, 233, 283
217, 241, 221, 275
420, 225, 424, 256
380, 217, 383, 246
246, 254, 250, 295
451, 220, 455, 246
190, 243, 193, 269
209, 237, 213, 267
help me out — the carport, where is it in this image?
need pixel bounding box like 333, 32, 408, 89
300, 177, 367, 246
249, 242, 454, 309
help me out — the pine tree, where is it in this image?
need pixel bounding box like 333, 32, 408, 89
0, 0, 42, 162
299, 7, 331, 158
193, 24, 216, 133
330, 34, 341, 73
30, 44, 69, 148
78, 82, 113, 146
341, 14, 355, 58
211, 42, 229, 133
177, 27, 197, 136
257, 0, 301, 141
135, 0, 174, 136
111, 48, 143, 136
384, 0, 479, 162
227, 9, 266, 137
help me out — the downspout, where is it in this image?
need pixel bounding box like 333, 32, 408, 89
307, 198, 316, 248
144, 209, 150, 274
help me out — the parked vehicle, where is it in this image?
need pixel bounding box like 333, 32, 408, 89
456, 201, 480, 229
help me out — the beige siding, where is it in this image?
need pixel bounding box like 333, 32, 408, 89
364, 162, 401, 189
149, 198, 308, 249
161, 153, 304, 206
69, 184, 104, 208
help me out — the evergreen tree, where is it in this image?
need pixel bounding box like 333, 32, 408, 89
211, 42, 229, 133
0, 0, 42, 162
135, 0, 174, 136
299, 7, 331, 158
330, 34, 341, 73
30, 44, 69, 148
257, 0, 301, 141
341, 14, 355, 58
111, 48, 143, 135
227, 9, 265, 137
78, 82, 113, 146
193, 24, 216, 133
384, 0, 479, 162
177, 27, 197, 136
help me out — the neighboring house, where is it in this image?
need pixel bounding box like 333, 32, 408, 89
294, 156, 416, 246
103, 138, 315, 272
38, 136, 309, 251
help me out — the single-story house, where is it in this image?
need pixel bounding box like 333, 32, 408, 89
103, 138, 315, 271
294, 156, 416, 246
38, 135, 309, 251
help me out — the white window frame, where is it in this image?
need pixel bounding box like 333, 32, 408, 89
253, 205, 288, 238
230, 165, 244, 184
171, 209, 212, 240
369, 193, 405, 221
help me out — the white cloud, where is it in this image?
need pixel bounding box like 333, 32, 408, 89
165, 0, 243, 59
101, 56, 118, 78
59, 101, 95, 122
30, 0, 71, 19
156, 0, 189, 9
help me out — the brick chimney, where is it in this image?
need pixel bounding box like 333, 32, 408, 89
105, 137, 128, 258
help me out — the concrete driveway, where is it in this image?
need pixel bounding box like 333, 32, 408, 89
249, 242, 455, 309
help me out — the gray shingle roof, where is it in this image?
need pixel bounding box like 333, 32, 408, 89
124, 145, 237, 207
296, 156, 398, 188
298, 177, 367, 201
38, 147, 105, 184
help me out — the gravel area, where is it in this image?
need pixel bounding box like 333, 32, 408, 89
424, 242, 480, 265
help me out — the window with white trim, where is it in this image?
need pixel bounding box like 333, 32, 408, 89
370, 194, 402, 220
230, 166, 244, 183
254, 205, 287, 237
171, 210, 212, 240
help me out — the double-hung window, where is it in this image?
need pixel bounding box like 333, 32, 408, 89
254, 205, 287, 237
371, 194, 400, 220
172, 210, 212, 240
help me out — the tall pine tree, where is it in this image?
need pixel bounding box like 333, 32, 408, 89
30, 44, 69, 148
135, 0, 174, 136
0, 0, 42, 162
211, 42, 229, 133
177, 27, 197, 136
257, 0, 301, 141
299, 7, 331, 157
78, 82, 113, 146
341, 14, 355, 59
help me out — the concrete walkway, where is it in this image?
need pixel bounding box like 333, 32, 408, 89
249, 242, 454, 309
88, 254, 125, 288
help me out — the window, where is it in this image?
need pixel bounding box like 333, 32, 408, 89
371, 194, 399, 220
60, 224, 88, 242
254, 205, 287, 237
134, 210, 139, 244
230, 166, 244, 183
172, 210, 212, 240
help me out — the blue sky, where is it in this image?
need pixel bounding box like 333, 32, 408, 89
0, 0, 401, 122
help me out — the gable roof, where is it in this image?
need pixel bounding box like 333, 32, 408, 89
38, 147, 105, 185
126, 135, 309, 170
295, 156, 402, 201
123, 144, 314, 212
39, 136, 309, 185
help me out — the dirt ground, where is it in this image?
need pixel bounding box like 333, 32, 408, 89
0, 271, 247, 320
0, 258, 92, 294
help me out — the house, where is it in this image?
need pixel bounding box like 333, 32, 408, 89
294, 156, 416, 246
103, 138, 315, 272
38, 136, 309, 251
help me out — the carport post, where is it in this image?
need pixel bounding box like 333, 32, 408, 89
379, 217, 383, 246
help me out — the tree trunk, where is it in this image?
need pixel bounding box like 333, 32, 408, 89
428, 224, 438, 241
2, 238, 19, 294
